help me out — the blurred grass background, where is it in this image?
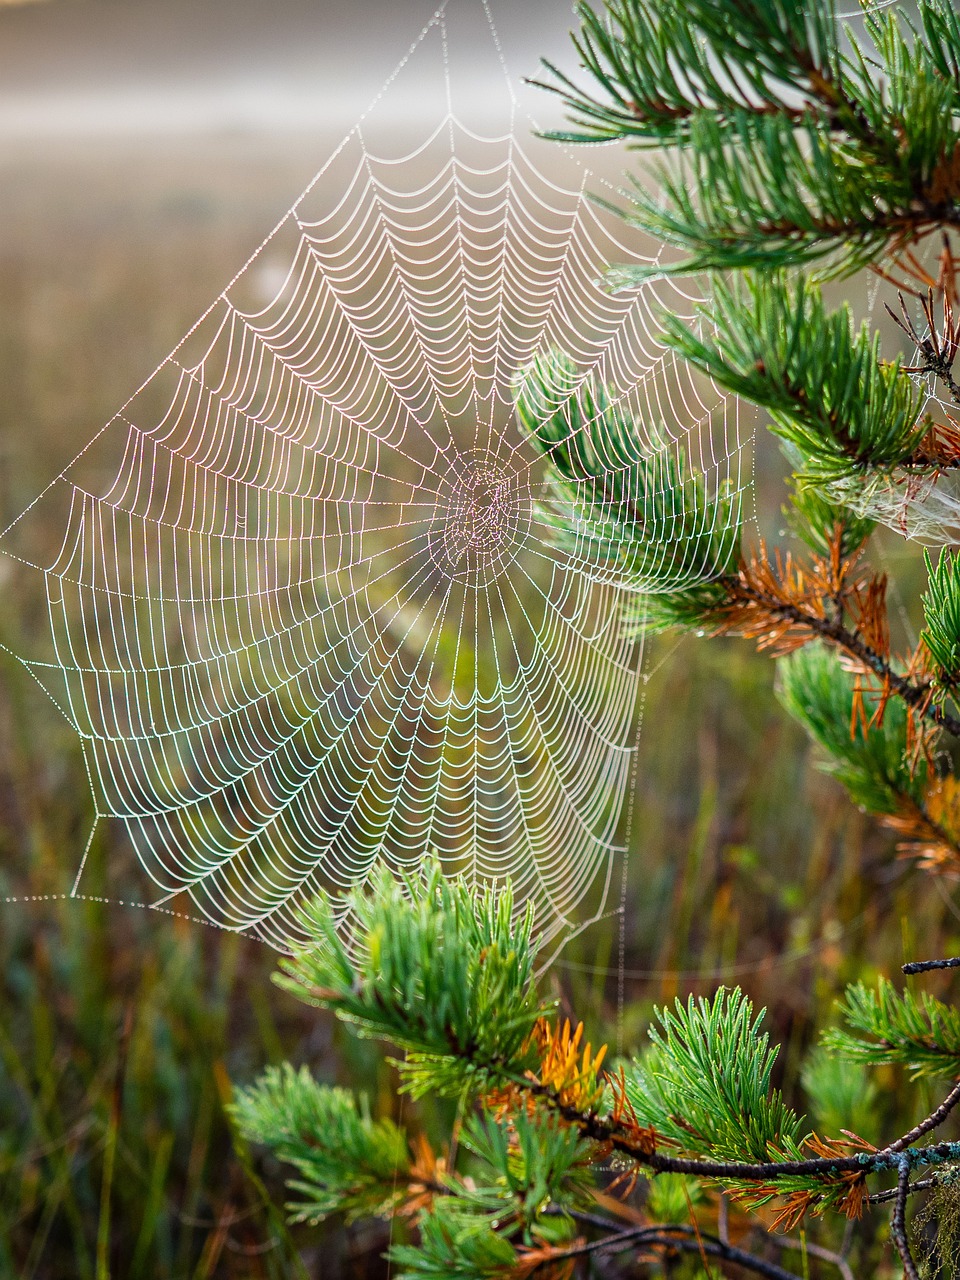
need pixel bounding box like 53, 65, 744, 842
2, 60, 960, 1280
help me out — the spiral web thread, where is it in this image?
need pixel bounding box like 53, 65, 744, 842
0, 0, 745, 952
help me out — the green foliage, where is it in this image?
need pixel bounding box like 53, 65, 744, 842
856, 5, 960, 193
783, 466, 875, 561
825, 977, 960, 1079
514, 350, 740, 631
921, 0, 960, 95
776, 643, 924, 816
457, 1109, 593, 1229
230, 1067, 410, 1224
236, 874, 592, 1273
644, 1173, 704, 1223
622, 988, 807, 1163
921, 549, 960, 685
801, 1046, 882, 1146
604, 113, 901, 279
535, 0, 840, 149
390, 1200, 520, 1280
237, 0, 960, 1269
236, 871, 960, 1271
540, 0, 960, 277
661, 274, 927, 486
275, 862, 549, 1099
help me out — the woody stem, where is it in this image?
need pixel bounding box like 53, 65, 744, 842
721, 578, 960, 739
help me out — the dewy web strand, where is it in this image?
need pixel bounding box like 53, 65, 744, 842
1, 0, 746, 955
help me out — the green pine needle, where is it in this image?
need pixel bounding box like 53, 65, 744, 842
390, 1200, 519, 1279
921, 549, 960, 686
458, 1110, 593, 1225
514, 350, 740, 633
622, 987, 807, 1164
230, 1068, 410, 1224
776, 642, 926, 817
388, 1113, 585, 1280
825, 977, 960, 1080
661, 275, 926, 486
274, 861, 550, 1099
535, 0, 841, 150
538, 0, 960, 276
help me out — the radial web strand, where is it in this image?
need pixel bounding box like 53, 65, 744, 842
0, 0, 745, 951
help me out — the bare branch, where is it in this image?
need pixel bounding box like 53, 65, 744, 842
890, 1160, 922, 1280
902, 956, 960, 975
888, 1079, 960, 1153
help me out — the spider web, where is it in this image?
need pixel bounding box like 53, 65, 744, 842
823, 275, 960, 547
0, 0, 745, 952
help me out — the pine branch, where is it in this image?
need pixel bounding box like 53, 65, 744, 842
514, 350, 740, 616
518, 1067, 960, 1185
561, 1207, 855, 1278
274, 863, 549, 1101
230, 1067, 424, 1224
660, 275, 928, 486
892, 1160, 922, 1280
537, 0, 960, 277
674, 548, 960, 750
620, 989, 807, 1165
868, 1172, 960, 1205
516, 350, 960, 747
696, 557, 960, 740
921, 549, 960, 687
903, 956, 960, 975
824, 977, 960, 1080
775, 643, 960, 873
241, 872, 960, 1271
514, 1221, 804, 1280
533, 0, 842, 150
391, 1199, 521, 1279
601, 122, 941, 280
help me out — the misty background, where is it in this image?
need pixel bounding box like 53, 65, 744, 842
0, 0, 576, 137
0, 0, 588, 514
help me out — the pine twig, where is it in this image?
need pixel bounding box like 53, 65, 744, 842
715, 569, 960, 740
903, 956, 960, 975
525, 1221, 803, 1280
887, 1079, 960, 1153
891, 1159, 921, 1280
513, 1070, 960, 1183
870, 1176, 938, 1206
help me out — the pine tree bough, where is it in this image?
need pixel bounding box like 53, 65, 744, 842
522, 1080, 960, 1186
234, 866, 960, 1280
516, 0, 960, 880
715, 569, 960, 739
